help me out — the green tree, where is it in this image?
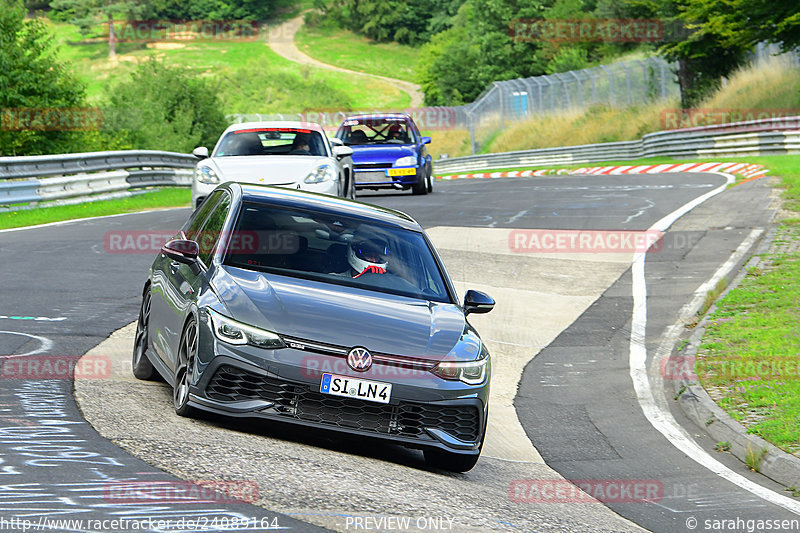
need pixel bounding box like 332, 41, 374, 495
627, 0, 750, 107
0, 0, 87, 156
101, 59, 227, 153
417, 0, 549, 105
674, 0, 799, 52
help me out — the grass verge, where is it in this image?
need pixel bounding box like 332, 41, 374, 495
295, 23, 419, 83
45, 20, 409, 112
696, 222, 800, 454
0, 188, 190, 230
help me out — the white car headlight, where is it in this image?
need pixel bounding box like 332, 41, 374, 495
207, 309, 285, 349
395, 156, 416, 167
304, 164, 337, 184
430, 356, 488, 385
195, 165, 220, 184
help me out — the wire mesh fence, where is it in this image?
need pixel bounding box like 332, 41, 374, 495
450, 56, 679, 153
229, 46, 800, 155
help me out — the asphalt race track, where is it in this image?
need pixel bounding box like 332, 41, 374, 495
1, 173, 797, 533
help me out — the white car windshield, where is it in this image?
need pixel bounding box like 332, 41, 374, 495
224, 202, 452, 303
214, 128, 326, 156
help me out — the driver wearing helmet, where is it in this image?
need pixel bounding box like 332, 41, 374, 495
340, 235, 389, 278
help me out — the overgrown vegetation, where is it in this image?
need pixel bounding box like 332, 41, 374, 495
484, 57, 800, 155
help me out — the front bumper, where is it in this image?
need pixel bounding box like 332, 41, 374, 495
192, 177, 339, 207
353, 166, 420, 189
188, 339, 488, 454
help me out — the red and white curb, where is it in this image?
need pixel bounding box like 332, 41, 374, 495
436, 162, 768, 181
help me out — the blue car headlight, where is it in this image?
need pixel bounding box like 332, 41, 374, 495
394, 156, 416, 167
207, 309, 285, 349
430, 356, 488, 385
195, 165, 220, 184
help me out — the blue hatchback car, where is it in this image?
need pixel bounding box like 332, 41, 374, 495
335, 113, 433, 195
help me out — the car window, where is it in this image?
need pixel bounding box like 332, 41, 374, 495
183, 191, 222, 240
224, 202, 451, 303
337, 118, 416, 145
196, 192, 232, 266
214, 128, 326, 156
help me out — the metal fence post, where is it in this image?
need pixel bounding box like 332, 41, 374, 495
621, 63, 632, 105
569, 70, 583, 109
599, 65, 613, 106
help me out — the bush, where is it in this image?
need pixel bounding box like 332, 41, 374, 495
100, 59, 228, 153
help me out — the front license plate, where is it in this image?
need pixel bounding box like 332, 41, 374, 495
386, 167, 416, 176
320, 373, 392, 404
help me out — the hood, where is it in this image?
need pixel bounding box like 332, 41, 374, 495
349, 145, 416, 165
208, 156, 330, 185
212, 266, 468, 360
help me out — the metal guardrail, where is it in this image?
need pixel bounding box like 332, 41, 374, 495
434, 116, 800, 174
1, 116, 798, 207
0, 150, 196, 207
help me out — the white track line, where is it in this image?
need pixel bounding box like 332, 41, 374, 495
629, 171, 800, 514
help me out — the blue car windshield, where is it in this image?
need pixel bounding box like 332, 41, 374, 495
223, 202, 451, 303
337, 117, 415, 146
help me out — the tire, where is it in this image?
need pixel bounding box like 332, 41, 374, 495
347, 172, 357, 199
173, 318, 198, 418
423, 448, 481, 472
132, 290, 157, 380
426, 164, 434, 194
412, 170, 428, 196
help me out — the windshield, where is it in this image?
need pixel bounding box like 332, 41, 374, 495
224, 202, 451, 303
336, 117, 415, 146
214, 128, 327, 157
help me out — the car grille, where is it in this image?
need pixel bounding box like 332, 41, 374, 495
354, 170, 394, 183
354, 162, 393, 169
205, 365, 479, 442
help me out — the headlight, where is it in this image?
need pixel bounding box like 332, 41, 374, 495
430, 356, 488, 385
195, 165, 220, 184
207, 309, 285, 349
395, 156, 416, 167
304, 164, 337, 184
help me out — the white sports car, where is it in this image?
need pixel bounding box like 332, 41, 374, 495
191, 121, 355, 208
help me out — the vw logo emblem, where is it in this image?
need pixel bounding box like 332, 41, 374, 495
347, 347, 372, 372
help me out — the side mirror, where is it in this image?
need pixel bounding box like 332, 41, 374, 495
464, 290, 494, 315
333, 145, 354, 159
192, 146, 209, 159
162, 239, 199, 265
421, 136, 431, 145
329, 137, 344, 147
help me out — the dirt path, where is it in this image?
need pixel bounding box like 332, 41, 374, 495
267, 15, 424, 108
